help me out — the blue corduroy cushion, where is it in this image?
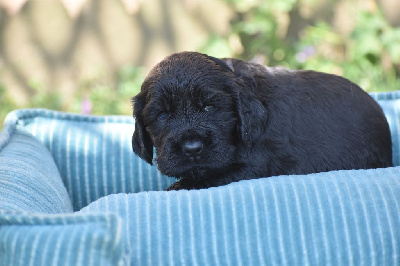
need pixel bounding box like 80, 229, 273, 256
80, 167, 400, 265
0, 130, 73, 213
0, 92, 399, 265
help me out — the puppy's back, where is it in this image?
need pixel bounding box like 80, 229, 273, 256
225, 58, 393, 174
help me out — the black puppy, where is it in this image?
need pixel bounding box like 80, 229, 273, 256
132, 51, 392, 190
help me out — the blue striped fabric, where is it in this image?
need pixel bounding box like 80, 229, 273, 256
10, 109, 175, 210
80, 167, 400, 265
0, 125, 72, 213
0, 211, 125, 266
0, 91, 399, 265
370, 90, 400, 101
378, 99, 400, 165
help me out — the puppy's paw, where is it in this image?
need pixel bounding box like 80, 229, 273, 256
165, 181, 183, 191
165, 178, 195, 191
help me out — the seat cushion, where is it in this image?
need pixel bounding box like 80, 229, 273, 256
0, 112, 72, 213
0, 211, 125, 266
80, 166, 400, 265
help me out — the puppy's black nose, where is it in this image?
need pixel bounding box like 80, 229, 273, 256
182, 140, 203, 156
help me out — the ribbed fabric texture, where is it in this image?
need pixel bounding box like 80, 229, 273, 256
13, 109, 175, 210
0, 212, 125, 266
0, 91, 399, 265
376, 99, 400, 165
370, 90, 400, 100
81, 167, 400, 265
0, 130, 73, 213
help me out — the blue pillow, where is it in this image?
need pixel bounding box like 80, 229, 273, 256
0, 113, 72, 213
80, 167, 400, 265
0, 211, 125, 265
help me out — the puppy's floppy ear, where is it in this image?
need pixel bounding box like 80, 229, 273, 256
233, 81, 267, 146
132, 90, 154, 165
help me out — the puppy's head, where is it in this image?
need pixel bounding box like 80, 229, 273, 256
132, 52, 266, 181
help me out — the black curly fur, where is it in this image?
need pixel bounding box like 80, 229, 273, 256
132, 51, 393, 190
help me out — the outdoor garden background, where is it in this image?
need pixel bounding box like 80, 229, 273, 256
0, 0, 399, 128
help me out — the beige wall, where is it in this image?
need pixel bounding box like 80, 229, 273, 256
0, 0, 398, 107
0, 0, 232, 106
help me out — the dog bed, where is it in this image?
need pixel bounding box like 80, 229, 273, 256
0, 91, 399, 265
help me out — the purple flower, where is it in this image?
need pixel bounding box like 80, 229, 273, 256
82, 98, 92, 114
296, 46, 316, 63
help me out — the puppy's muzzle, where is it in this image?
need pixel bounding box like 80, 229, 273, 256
182, 140, 204, 161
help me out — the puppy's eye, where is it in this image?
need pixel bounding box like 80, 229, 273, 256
158, 112, 168, 121
204, 105, 215, 112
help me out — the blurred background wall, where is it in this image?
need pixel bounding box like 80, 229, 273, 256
0, 0, 399, 121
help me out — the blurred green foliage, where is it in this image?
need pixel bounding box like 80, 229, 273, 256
201, 0, 400, 92
298, 11, 400, 92
27, 79, 64, 110
0, 66, 145, 128
1, 0, 399, 129
0, 85, 17, 125
71, 66, 145, 115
